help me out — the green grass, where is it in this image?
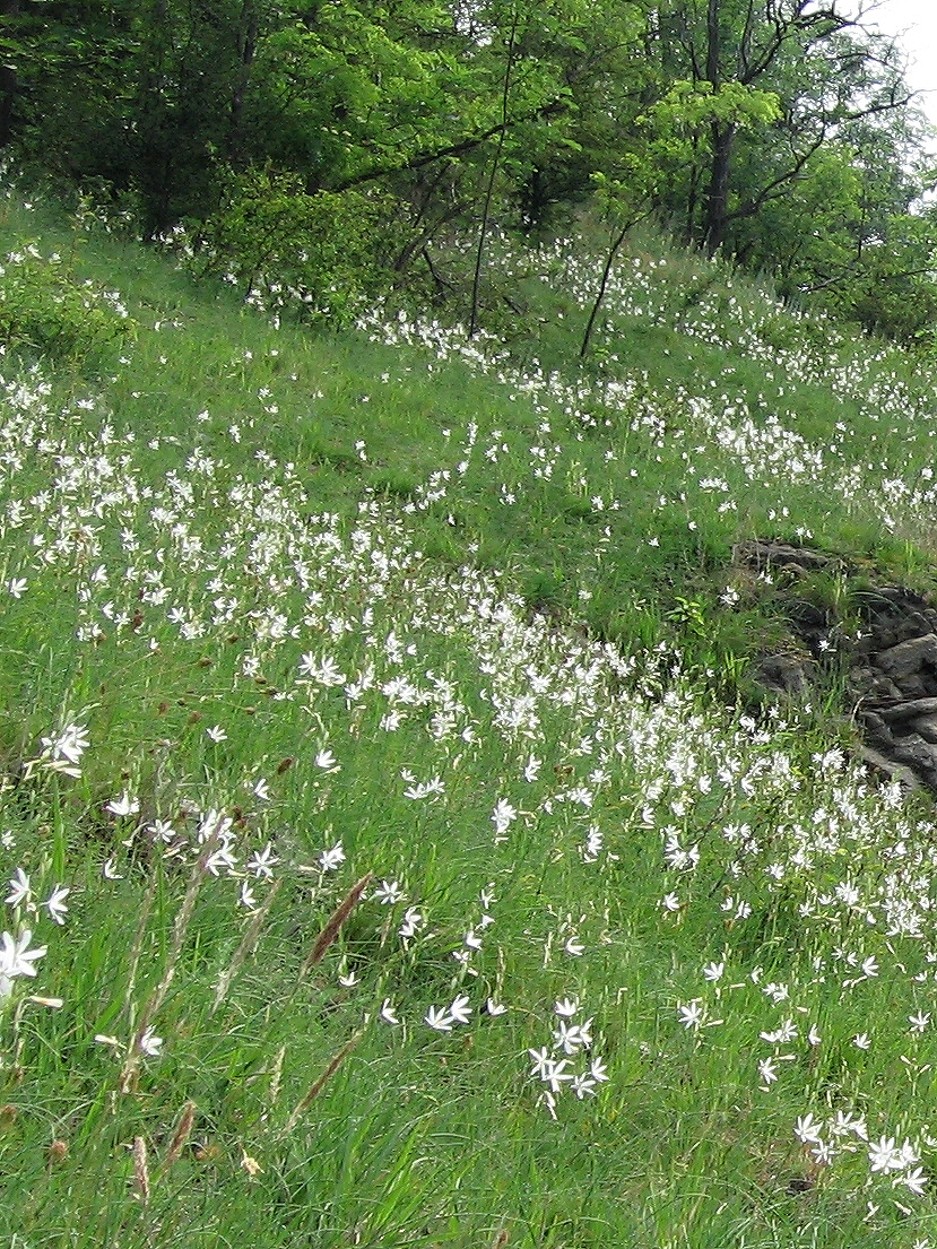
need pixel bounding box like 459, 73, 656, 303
3, 190, 937, 1246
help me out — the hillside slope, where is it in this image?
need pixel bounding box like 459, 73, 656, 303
2, 193, 937, 1247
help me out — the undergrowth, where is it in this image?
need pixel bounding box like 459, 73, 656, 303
1, 190, 937, 1247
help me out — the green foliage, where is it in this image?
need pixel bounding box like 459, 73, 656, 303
194, 172, 391, 324
3, 0, 937, 342
590, 77, 781, 225
0, 242, 132, 364
646, 0, 937, 340
830, 212, 937, 345
655, 78, 781, 133
5, 0, 241, 235
6, 186, 937, 1249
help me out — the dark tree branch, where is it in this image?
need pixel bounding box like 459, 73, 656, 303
469, 6, 519, 337
725, 131, 827, 223
332, 96, 569, 193
580, 207, 655, 358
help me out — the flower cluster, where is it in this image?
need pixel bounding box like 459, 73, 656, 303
528, 997, 609, 1117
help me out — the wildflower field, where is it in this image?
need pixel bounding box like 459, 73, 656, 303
6, 190, 937, 1248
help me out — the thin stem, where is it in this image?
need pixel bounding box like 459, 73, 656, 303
469, 6, 519, 338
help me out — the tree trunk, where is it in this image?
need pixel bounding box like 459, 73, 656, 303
701, 0, 731, 255
580, 208, 653, 358
228, 0, 260, 167
468, 6, 518, 338
0, 0, 20, 148
683, 135, 701, 245
703, 120, 735, 255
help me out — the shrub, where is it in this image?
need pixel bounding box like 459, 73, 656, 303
192, 170, 393, 326
0, 243, 133, 366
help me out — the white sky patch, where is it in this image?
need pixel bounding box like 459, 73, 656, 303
863, 0, 937, 137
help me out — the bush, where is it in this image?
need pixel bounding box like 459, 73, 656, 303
192, 171, 393, 326
0, 243, 133, 366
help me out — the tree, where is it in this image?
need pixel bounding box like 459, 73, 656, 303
2, 0, 274, 233
653, 0, 913, 255
0, 0, 19, 148
580, 76, 780, 356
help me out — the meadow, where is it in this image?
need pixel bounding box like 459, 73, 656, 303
5, 187, 937, 1246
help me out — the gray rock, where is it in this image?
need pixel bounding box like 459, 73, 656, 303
853, 629, 881, 657
850, 668, 903, 701
878, 697, 937, 722
858, 710, 891, 748
733, 541, 834, 572
756, 653, 815, 695
876, 634, 937, 679
893, 674, 932, 700
733, 538, 937, 794
858, 746, 919, 790
896, 612, 936, 643
891, 734, 937, 779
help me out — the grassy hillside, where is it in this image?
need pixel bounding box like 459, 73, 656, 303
4, 190, 937, 1247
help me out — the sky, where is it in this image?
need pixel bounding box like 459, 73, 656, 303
864, 0, 937, 130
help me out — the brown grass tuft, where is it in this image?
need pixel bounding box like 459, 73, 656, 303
132, 1135, 150, 1205
164, 1100, 196, 1170
300, 873, 372, 978
212, 878, 282, 1011
282, 1031, 361, 1137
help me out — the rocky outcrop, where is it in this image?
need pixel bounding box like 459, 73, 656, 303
734, 540, 837, 577
734, 542, 937, 792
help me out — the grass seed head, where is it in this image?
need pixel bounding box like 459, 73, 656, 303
132, 1135, 150, 1205
164, 1100, 196, 1170
300, 872, 373, 977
